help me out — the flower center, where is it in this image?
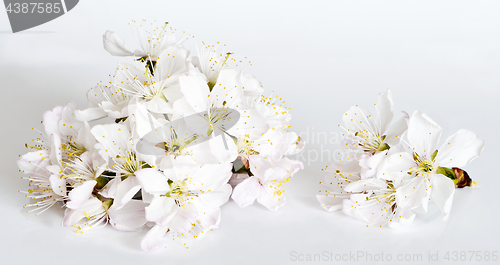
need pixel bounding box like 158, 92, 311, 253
114, 153, 146, 176
410, 152, 435, 178
365, 181, 397, 214
353, 130, 389, 154
114, 67, 167, 102
142, 80, 166, 100
62, 141, 86, 159
162, 179, 195, 204
237, 136, 259, 158
157, 130, 196, 157
205, 108, 233, 135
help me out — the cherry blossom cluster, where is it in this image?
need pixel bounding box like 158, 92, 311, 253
18, 21, 304, 251
317, 90, 484, 227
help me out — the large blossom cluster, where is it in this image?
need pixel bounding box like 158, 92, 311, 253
317, 90, 484, 227
18, 21, 304, 251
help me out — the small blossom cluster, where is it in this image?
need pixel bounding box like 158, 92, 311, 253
317, 90, 484, 227
18, 21, 304, 251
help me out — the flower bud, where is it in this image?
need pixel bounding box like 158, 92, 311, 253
452, 167, 476, 188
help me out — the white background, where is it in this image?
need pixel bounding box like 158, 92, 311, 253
1, 1, 499, 264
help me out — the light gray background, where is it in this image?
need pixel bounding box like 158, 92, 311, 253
0, 1, 499, 264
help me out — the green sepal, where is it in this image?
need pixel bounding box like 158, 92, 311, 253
436, 166, 456, 179
101, 171, 116, 176
161, 180, 175, 198
96, 176, 110, 189
102, 198, 113, 211
430, 150, 438, 161
158, 92, 168, 102
207, 81, 216, 91
115, 117, 128, 123
377, 143, 390, 152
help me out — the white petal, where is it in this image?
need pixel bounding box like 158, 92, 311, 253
409, 177, 431, 214
248, 156, 301, 183
42, 105, 63, 137
241, 74, 263, 96
375, 89, 394, 134
100, 100, 129, 119
141, 188, 155, 204
165, 203, 198, 234
17, 150, 49, 174
228, 173, 249, 187
62, 197, 102, 227
384, 113, 408, 146
99, 177, 120, 198
251, 128, 288, 160
345, 178, 387, 193
388, 209, 415, 228
345, 197, 388, 224
435, 129, 485, 168
342, 106, 377, 135
316, 195, 347, 212
231, 176, 261, 208
407, 110, 443, 157
112, 176, 141, 210
144, 197, 176, 224
77, 123, 98, 151
155, 46, 190, 83
387, 143, 406, 155
108, 200, 147, 232
228, 108, 268, 136
256, 186, 286, 211
395, 176, 427, 210
198, 184, 232, 207
45, 164, 62, 176
397, 209, 416, 225
135, 168, 169, 194
143, 96, 174, 114
74, 107, 107, 122
431, 173, 455, 220
211, 69, 244, 108
195, 204, 221, 231
179, 75, 210, 113
190, 163, 233, 192
377, 152, 416, 181
48, 174, 66, 196
91, 124, 132, 159
283, 131, 306, 156
58, 102, 81, 135
67, 180, 97, 209
141, 223, 170, 251
327, 159, 361, 176
49, 133, 63, 166
132, 104, 169, 139
359, 150, 387, 179
103, 31, 134, 56
206, 134, 238, 164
